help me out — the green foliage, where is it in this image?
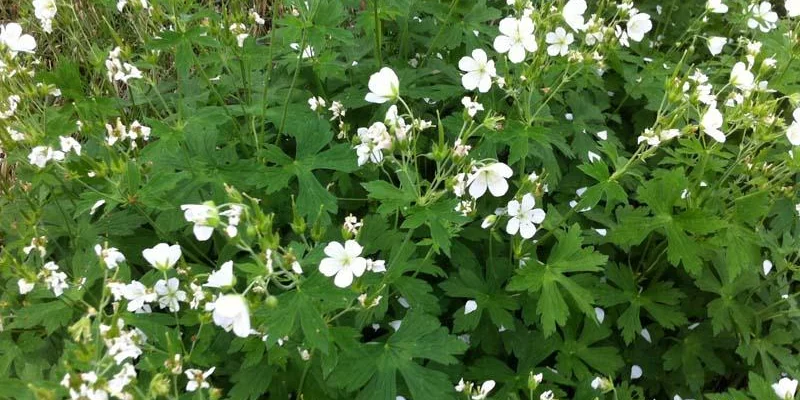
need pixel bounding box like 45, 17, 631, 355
1, 0, 799, 399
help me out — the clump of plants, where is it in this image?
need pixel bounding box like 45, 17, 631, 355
1, 0, 800, 399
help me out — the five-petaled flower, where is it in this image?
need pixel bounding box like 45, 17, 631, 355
506, 193, 546, 239
143, 243, 182, 270
467, 162, 513, 199
458, 49, 496, 93
319, 240, 368, 288
493, 16, 538, 63
185, 367, 215, 392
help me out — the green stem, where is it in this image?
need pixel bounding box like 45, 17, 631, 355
373, 0, 383, 66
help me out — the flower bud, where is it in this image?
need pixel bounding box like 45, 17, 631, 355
149, 374, 171, 397
528, 372, 543, 391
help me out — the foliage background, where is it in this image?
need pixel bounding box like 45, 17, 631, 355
1, 0, 800, 399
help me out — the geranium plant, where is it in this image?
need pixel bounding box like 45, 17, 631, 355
1, 0, 800, 399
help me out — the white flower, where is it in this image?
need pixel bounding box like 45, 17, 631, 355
365, 67, 400, 104
343, 214, 363, 235
250, 10, 266, 25
59, 136, 82, 156
142, 243, 182, 270
329, 101, 346, 119
468, 162, 513, 198
155, 278, 186, 312
464, 300, 478, 315
0, 23, 36, 57
707, 36, 727, 55
540, 390, 555, 400
747, 2, 778, 32
385, 105, 411, 142
289, 42, 315, 58
707, 0, 728, 13
458, 49, 496, 92
730, 62, 755, 91
453, 138, 472, 157
210, 294, 250, 337
18, 278, 35, 294
181, 203, 218, 241
185, 367, 215, 392
308, 96, 327, 111
454, 378, 467, 393
472, 380, 496, 400
562, 0, 588, 31
506, 193, 546, 239
595, 307, 606, 323
700, 106, 726, 143
319, 240, 367, 288
366, 258, 386, 273
788, 0, 800, 16
591, 376, 603, 389
546, 27, 574, 56
128, 120, 151, 141
591, 376, 612, 391
493, 16, 538, 63
461, 97, 484, 117
41, 261, 68, 297
205, 261, 234, 288
32, 0, 57, 33
95, 244, 126, 269
773, 377, 798, 400
189, 283, 205, 310
28, 146, 65, 168
107, 363, 136, 398
117, 0, 151, 12
355, 121, 391, 166
457, 96, 484, 118
123, 281, 156, 312
637, 128, 680, 146
626, 13, 652, 42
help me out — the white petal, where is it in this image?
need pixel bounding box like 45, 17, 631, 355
458, 56, 478, 72
530, 209, 546, 224
333, 269, 354, 288
506, 218, 520, 235
350, 257, 368, 277
324, 241, 346, 258
487, 175, 509, 197
194, 225, 214, 241
461, 72, 480, 91
594, 307, 605, 323
630, 365, 643, 380
519, 221, 536, 239
344, 240, 363, 257
468, 176, 488, 199
520, 193, 535, 210
464, 300, 478, 315
493, 35, 513, 54
507, 43, 526, 63
319, 258, 342, 277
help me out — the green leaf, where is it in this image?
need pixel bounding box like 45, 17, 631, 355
228, 365, 273, 400
597, 264, 687, 344
508, 225, 607, 336
362, 181, 416, 215
329, 311, 467, 400
8, 301, 73, 334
